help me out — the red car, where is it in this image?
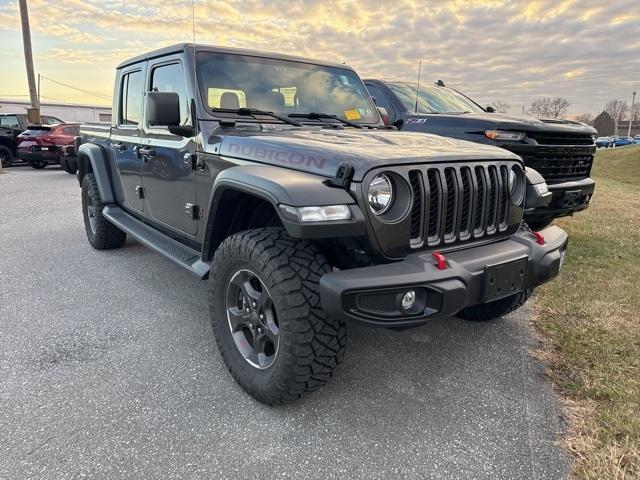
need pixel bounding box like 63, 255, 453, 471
17, 123, 80, 169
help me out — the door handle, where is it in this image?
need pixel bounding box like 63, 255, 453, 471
138, 147, 156, 163
138, 147, 155, 156
111, 142, 127, 152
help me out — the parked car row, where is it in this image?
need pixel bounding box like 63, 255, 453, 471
0, 113, 79, 171
595, 135, 638, 148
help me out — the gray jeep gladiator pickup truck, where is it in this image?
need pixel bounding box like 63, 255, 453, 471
76, 44, 568, 404
364, 79, 597, 229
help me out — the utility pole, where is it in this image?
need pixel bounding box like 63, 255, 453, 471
628, 91, 636, 138
19, 0, 40, 124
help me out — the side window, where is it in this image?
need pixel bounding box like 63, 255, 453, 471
61, 126, 79, 135
120, 70, 144, 126
150, 63, 189, 126
365, 84, 397, 123
0, 115, 20, 128
43, 116, 62, 125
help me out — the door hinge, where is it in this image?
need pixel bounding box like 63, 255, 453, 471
183, 152, 197, 170
135, 185, 145, 199
185, 203, 200, 220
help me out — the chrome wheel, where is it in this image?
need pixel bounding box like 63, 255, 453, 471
225, 269, 279, 369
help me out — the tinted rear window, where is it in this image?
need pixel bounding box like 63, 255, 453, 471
21, 128, 51, 137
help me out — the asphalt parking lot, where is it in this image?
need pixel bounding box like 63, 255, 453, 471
0, 167, 569, 480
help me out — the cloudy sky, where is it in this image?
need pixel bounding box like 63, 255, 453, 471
1, 0, 638, 117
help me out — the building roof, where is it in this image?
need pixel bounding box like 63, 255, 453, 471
0, 99, 111, 110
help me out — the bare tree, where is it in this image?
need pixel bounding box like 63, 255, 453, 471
574, 113, 594, 125
528, 97, 570, 118
490, 101, 510, 113
630, 101, 640, 122
604, 99, 629, 124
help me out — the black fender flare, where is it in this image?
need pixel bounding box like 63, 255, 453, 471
201, 165, 366, 261
524, 167, 552, 209
77, 143, 115, 203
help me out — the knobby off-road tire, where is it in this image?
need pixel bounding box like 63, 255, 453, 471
81, 173, 126, 250
457, 288, 533, 322
209, 227, 346, 405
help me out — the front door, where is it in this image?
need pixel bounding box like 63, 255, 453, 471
141, 58, 198, 236
113, 65, 147, 212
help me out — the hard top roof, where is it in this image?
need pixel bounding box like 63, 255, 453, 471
117, 43, 352, 71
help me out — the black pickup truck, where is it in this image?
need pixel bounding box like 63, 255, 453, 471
364, 80, 597, 229
76, 44, 568, 404
0, 113, 64, 167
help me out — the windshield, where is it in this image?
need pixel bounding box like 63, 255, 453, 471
387, 82, 484, 114
196, 52, 379, 124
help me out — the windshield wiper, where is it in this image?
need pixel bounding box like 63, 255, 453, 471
288, 112, 363, 129
211, 107, 302, 127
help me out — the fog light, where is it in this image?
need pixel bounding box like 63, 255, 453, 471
401, 290, 416, 310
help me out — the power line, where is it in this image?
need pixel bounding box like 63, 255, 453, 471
39, 75, 111, 101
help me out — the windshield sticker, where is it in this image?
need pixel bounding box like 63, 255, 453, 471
406, 117, 428, 124
344, 109, 361, 120
357, 108, 371, 116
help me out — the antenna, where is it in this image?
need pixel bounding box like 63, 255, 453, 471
414, 60, 422, 114
191, 0, 199, 139
192, 0, 196, 45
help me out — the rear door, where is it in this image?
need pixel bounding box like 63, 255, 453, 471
112, 64, 147, 213
140, 56, 198, 235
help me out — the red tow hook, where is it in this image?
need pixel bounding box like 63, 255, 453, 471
432, 251, 447, 270
532, 231, 546, 245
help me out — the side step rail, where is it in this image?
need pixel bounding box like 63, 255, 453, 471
102, 206, 210, 279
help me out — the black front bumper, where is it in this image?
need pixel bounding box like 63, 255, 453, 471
320, 226, 568, 327
524, 177, 595, 224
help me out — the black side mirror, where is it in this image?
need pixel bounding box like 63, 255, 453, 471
146, 91, 194, 137
486, 106, 495, 113
147, 91, 180, 126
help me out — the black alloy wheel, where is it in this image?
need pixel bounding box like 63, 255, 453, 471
225, 269, 279, 369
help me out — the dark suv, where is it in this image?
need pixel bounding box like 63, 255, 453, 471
364, 80, 596, 229
0, 113, 65, 167
76, 44, 568, 404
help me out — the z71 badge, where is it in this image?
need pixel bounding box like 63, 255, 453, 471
406, 117, 428, 124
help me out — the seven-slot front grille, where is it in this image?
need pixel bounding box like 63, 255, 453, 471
409, 164, 512, 248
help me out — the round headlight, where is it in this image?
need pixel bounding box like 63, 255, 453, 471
509, 165, 524, 204
508, 168, 517, 194
368, 173, 394, 215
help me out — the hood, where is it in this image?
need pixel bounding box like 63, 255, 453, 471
405, 112, 597, 134
204, 124, 520, 181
